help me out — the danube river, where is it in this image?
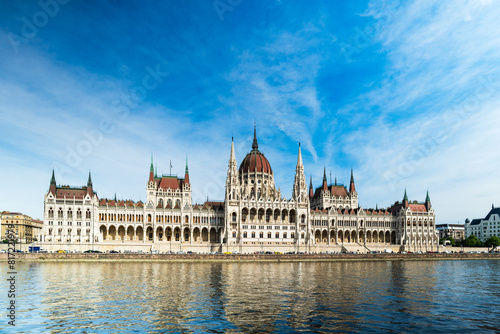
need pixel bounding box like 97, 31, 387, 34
1, 259, 499, 333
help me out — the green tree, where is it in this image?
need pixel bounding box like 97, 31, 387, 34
485, 236, 500, 248
462, 235, 483, 247
446, 236, 456, 246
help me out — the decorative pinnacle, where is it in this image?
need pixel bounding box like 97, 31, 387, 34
404, 189, 408, 202
87, 170, 92, 187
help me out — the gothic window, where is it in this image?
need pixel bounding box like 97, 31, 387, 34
259, 232, 263, 238
86, 209, 91, 219
77, 209, 82, 219
58, 208, 63, 219
283, 232, 287, 238
251, 232, 255, 238
291, 232, 295, 239
232, 232, 236, 238
175, 199, 181, 207
48, 208, 54, 218
267, 232, 271, 238
243, 232, 247, 238
67, 209, 72, 218
232, 213, 237, 222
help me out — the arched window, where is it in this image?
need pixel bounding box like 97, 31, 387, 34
291, 232, 295, 239
185, 215, 189, 223
243, 232, 247, 238
77, 209, 82, 219
58, 208, 63, 218
251, 232, 255, 238
301, 215, 305, 224
232, 212, 237, 222
283, 232, 287, 238
48, 228, 52, 235
85, 209, 91, 219
268, 232, 271, 238
48, 208, 54, 218
148, 214, 152, 222
259, 232, 263, 238
67, 209, 72, 218
275, 232, 279, 238
232, 232, 236, 238
175, 199, 181, 207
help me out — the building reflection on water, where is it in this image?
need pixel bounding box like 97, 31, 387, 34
5, 259, 499, 333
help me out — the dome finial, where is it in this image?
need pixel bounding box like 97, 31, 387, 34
252, 121, 258, 150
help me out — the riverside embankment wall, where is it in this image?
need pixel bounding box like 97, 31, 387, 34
2, 252, 499, 262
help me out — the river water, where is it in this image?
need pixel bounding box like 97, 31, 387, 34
1, 259, 499, 333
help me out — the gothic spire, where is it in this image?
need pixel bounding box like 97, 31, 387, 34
50, 169, 56, 185
297, 142, 303, 166
309, 175, 314, 198
322, 166, 328, 191
230, 136, 236, 163
252, 122, 258, 150
425, 190, 430, 203
349, 168, 356, 193
184, 155, 190, 184
87, 170, 92, 187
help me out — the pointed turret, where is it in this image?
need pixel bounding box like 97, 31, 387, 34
184, 156, 190, 184
322, 166, 328, 191
425, 190, 431, 211
149, 153, 154, 183
87, 170, 93, 197
229, 137, 236, 164
252, 122, 258, 150
292, 142, 307, 202
403, 189, 409, 208
309, 175, 314, 198
49, 169, 56, 195
297, 142, 303, 166
349, 168, 356, 193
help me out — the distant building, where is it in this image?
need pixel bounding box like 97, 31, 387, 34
40, 127, 438, 252
436, 224, 465, 241
1, 211, 43, 244
465, 205, 500, 242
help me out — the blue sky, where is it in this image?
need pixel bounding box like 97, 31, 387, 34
1, 0, 499, 223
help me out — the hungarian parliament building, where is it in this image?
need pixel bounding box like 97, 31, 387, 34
40, 128, 438, 253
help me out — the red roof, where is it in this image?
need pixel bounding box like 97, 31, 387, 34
56, 188, 86, 199
330, 185, 348, 197
158, 177, 182, 190
239, 150, 272, 174
409, 204, 427, 212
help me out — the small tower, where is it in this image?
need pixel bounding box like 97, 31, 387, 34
292, 143, 307, 203
149, 153, 155, 183
309, 175, 314, 199
87, 170, 93, 197
322, 167, 328, 191
425, 190, 431, 211
49, 169, 57, 195
403, 189, 409, 209
349, 168, 356, 194
184, 156, 190, 184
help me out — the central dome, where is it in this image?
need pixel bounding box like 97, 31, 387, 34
238, 126, 273, 175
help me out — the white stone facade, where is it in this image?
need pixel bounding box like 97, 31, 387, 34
39, 130, 438, 253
